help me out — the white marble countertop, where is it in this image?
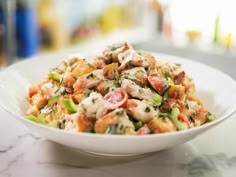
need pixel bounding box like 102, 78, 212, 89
1, 106, 236, 177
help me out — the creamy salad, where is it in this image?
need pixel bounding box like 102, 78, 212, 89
26, 42, 215, 135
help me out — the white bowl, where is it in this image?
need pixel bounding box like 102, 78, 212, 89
1, 52, 236, 156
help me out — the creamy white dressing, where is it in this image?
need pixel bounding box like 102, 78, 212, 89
127, 100, 157, 123
79, 92, 104, 118
121, 79, 152, 100
41, 82, 55, 98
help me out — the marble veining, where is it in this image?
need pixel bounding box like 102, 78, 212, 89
180, 153, 236, 177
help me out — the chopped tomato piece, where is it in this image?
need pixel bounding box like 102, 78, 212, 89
178, 113, 190, 127
104, 88, 128, 109
148, 72, 167, 95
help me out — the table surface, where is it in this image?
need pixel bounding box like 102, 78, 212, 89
1, 42, 236, 177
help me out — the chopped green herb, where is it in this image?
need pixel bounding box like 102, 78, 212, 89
92, 98, 98, 104
58, 119, 66, 129
139, 88, 144, 93
113, 80, 120, 87
116, 109, 125, 116
82, 89, 90, 99
61, 89, 67, 95
189, 116, 195, 123
54, 75, 64, 94
109, 53, 113, 63
159, 112, 168, 118
84, 124, 94, 133
127, 60, 134, 68
88, 63, 96, 69
145, 107, 151, 112
86, 72, 94, 79
134, 121, 143, 130
162, 87, 170, 102
113, 69, 119, 80
118, 124, 124, 130
104, 87, 110, 94
185, 102, 189, 109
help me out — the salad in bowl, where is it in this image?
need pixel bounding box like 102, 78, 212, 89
26, 42, 215, 135
1, 41, 236, 156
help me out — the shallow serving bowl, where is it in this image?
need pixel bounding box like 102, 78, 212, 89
1, 52, 236, 156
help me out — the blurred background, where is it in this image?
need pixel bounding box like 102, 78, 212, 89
0, 0, 236, 69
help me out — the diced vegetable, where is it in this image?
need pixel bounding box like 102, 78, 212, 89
167, 77, 174, 86
148, 72, 167, 95
26, 114, 44, 124
48, 71, 61, 82
169, 107, 188, 130
82, 89, 91, 100
26, 114, 58, 128
143, 93, 162, 107
48, 96, 61, 106
134, 121, 143, 130
63, 98, 77, 113
206, 112, 215, 122
152, 93, 162, 106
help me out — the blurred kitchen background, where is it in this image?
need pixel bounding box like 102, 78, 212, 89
0, 0, 236, 71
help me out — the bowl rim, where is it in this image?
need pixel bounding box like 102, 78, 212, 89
1, 52, 236, 140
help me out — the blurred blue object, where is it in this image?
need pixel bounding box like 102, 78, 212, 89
16, 3, 39, 58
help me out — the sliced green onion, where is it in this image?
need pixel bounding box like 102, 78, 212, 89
63, 98, 77, 113
134, 121, 143, 130
167, 77, 174, 86
206, 112, 215, 122
143, 92, 162, 107
169, 107, 188, 130
48, 71, 61, 82
48, 96, 61, 106
82, 89, 90, 100
152, 93, 162, 106
26, 114, 44, 124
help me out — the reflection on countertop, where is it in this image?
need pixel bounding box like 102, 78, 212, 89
1, 106, 236, 177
